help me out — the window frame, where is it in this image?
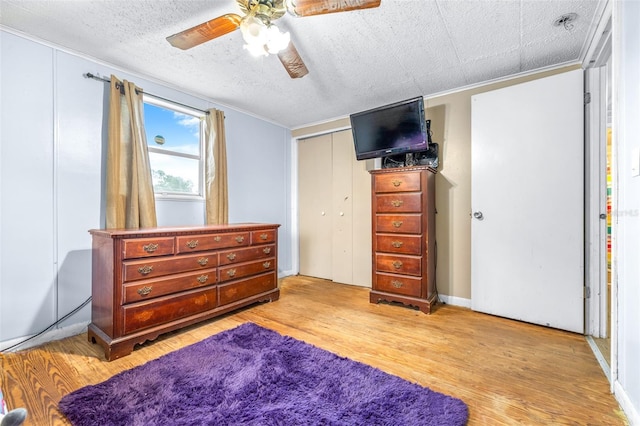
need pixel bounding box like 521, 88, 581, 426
143, 95, 206, 200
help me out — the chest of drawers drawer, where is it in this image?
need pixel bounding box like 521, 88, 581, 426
122, 268, 217, 304
375, 253, 422, 276
251, 229, 276, 244
176, 232, 250, 253
374, 273, 422, 298
374, 172, 422, 193
375, 193, 422, 213
219, 258, 276, 283
123, 237, 175, 259
218, 273, 277, 305
219, 244, 275, 265
375, 214, 422, 234
376, 235, 422, 255
122, 287, 217, 334
122, 252, 218, 282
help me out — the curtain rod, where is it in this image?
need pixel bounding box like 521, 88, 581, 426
84, 72, 210, 115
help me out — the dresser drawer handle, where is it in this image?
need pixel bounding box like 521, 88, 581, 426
392, 261, 403, 269
392, 221, 403, 228
137, 265, 153, 275
391, 280, 403, 288
197, 257, 209, 266
391, 241, 403, 248
263, 247, 272, 254
196, 275, 208, 283
142, 243, 158, 253
214, 236, 222, 242
137, 286, 153, 296
226, 253, 236, 261
227, 269, 236, 277
391, 200, 404, 207
259, 233, 269, 240
186, 240, 199, 249
235, 236, 245, 243
391, 179, 402, 187
263, 261, 271, 268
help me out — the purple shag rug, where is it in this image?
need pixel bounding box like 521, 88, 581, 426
59, 323, 468, 425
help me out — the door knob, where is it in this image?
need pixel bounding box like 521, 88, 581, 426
473, 211, 484, 220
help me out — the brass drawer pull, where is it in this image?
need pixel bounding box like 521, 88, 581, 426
226, 253, 236, 261
227, 269, 236, 277
263, 261, 271, 268
197, 257, 209, 266
391, 200, 404, 207
137, 265, 153, 275
137, 286, 152, 296
391, 241, 403, 248
196, 275, 208, 283
263, 247, 272, 254
392, 221, 403, 228
143, 243, 158, 253
392, 261, 403, 269
391, 179, 402, 187
235, 236, 245, 243
214, 236, 221, 242
391, 280, 403, 288
260, 233, 269, 240
186, 240, 198, 249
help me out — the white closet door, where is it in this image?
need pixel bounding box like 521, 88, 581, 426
471, 69, 584, 333
298, 130, 372, 287
299, 134, 333, 280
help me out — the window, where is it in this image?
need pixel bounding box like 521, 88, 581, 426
143, 96, 204, 198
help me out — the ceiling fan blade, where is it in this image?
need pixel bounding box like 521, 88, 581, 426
277, 42, 309, 79
286, 0, 381, 17
167, 14, 242, 50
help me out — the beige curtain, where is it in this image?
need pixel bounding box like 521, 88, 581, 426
105, 75, 157, 229
204, 108, 229, 224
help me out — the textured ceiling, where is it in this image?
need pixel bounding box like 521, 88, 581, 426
0, 0, 605, 128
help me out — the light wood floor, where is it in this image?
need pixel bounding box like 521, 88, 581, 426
0, 276, 628, 425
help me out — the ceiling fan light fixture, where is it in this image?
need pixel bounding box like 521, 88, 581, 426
240, 15, 268, 45
266, 25, 290, 54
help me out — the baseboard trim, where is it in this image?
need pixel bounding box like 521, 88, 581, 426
438, 294, 472, 309
0, 321, 89, 352
614, 380, 639, 426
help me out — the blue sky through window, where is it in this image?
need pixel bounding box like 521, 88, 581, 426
144, 103, 200, 155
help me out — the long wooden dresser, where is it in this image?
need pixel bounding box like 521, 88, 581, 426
370, 166, 437, 313
88, 223, 280, 360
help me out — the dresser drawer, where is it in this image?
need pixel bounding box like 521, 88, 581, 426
376, 234, 422, 255
122, 237, 175, 259
122, 268, 217, 304
219, 258, 276, 283
122, 287, 217, 334
218, 273, 277, 305
374, 172, 421, 193
251, 229, 276, 244
375, 254, 422, 276
376, 215, 422, 234
176, 232, 250, 253
375, 193, 422, 213
375, 273, 422, 298
122, 252, 218, 282
219, 244, 276, 266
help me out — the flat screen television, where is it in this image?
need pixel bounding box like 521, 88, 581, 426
350, 97, 428, 160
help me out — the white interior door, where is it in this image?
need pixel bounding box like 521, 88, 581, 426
471, 69, 584, 333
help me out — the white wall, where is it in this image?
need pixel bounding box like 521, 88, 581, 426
0, 30, 293, 348
613, 2, 640, 424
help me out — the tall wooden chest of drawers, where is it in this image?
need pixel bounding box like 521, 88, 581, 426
88, 223, 279, 360
370, 166, 436, 313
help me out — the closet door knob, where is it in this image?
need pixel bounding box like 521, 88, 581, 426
473, 211, 484, 220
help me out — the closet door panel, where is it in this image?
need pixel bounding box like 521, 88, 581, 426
298, 135, 332, 279
331, 130, 354, 285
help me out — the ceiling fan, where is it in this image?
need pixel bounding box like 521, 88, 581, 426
166, 0, 381, 79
